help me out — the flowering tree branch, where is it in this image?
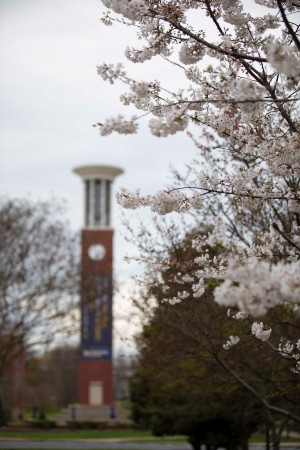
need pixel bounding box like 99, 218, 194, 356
277, 0, 300, 51
98, 0, 300, 416
168, 185, 293, 201
215, 354, 300, 423
272, 222, 300, 252
148, 7, 268, 63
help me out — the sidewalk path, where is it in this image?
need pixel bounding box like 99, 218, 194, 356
0, 440, 190, 450
0, 440, 300, 450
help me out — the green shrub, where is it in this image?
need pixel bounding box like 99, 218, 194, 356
28, 420, 57, 428
38, 410, 46, 420
67, 420, 108, 429
108, 421, 138, 430
67, 420, 83, 429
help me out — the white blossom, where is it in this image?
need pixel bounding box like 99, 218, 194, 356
278, 339, 294, 355
131, 82, 152, 98
268, 40, 300, 77
194, 254, 210, 266
97, 63, 125, 84
179, 40, 206, 65
251, 322, 272, 341
221, 35, 233, 50
125, 45, 157, 63
178, 290, 189, 299
231, 79, 263, 114
253, 14, 279, 33
223, 335, 240, 350
99, 115, 138, 136
163, 296, 182, 305
101, 0, 148, 21
182, 274, 194, 283
116, 188, 147, 209
149, 108, 189, 137
214, 258, 300, 316
233, 311, 248, 320
192, 279, 205, 298
149, 190, 189, 215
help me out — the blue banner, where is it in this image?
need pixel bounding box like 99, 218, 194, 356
80, 274, 112, 360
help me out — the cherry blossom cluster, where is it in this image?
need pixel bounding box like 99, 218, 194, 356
214, 258, 300, 316
97, 115, 138, 136
98, 0, 300, 375
149, 107, 189, 137
117, 187, 203, 215
251, 321, 272, 341
101, 0, 148, 21
268, 40, 300, 77
97, 63, 126, 84
179, 40, 206, 65
223, 335, 240, 350
277, 338, 300, 374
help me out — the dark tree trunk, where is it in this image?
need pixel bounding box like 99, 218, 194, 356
265, 419, 270, 450
188, 433, 202, 450
239, 435, 249, 450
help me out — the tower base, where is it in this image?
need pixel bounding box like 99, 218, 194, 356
54, 403, 132, 426
79, 360, 113, 405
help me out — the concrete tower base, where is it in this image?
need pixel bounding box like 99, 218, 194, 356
54, 403, 132, 426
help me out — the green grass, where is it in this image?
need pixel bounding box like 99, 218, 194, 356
249, 433, 300, 443
0, 429, 154, 440
1, 429, 299, 445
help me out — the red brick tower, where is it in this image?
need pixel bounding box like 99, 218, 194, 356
73, 165, 123, 406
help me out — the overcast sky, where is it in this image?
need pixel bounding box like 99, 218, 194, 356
1, 0, 281, 354
0, 0, 197, 261
0, 0, 200, 350
0, 0, 272, 267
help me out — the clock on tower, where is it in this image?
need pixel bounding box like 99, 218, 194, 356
73, 165, 123, 406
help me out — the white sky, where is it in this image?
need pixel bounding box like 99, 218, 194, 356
0, 0, 199, 352
0, 0, 273, 272
0, 0, 284, 355
0, 0, 197, 260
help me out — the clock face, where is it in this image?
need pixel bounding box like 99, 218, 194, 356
88, 244, 106, 261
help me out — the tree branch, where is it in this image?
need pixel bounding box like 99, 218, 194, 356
272, 222, 300, 251
215, 355, 300, 424
277, 0, 300, 51
169, 185, 293, 201
148, 8, 268, 63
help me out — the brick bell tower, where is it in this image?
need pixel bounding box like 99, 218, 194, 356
73, 165, 123, 406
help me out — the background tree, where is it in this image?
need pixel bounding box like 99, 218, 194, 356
131, 359, 262, 450
0, 197, 79, 379
127, 224, 300, 449
25, 345, 79, 411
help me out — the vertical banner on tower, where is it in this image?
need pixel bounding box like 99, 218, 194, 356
81, 274, 112, 360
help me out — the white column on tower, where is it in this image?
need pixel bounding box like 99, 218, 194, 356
73, 165, 124, 229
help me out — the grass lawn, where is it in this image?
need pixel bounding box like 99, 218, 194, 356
249, 433, 300, 444
0, 429, 299, 446
0, 429, 186, 442
0, 430, 150, 439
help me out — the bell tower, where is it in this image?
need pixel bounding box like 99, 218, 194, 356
74, 165, 123, 406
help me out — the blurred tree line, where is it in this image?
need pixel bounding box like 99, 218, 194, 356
24, 345, 80, 413
0, 197, 79, 423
